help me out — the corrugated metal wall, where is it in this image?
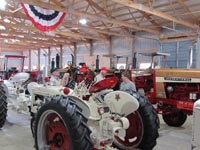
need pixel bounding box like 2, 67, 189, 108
161, 40, 194, 68
196, 37, 200, 68
134, 33, 160, 68
3, 36, 198, 70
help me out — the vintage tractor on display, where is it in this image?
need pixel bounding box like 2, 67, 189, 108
0, 55, 42, 128
29, 76, 159, 150
133, 52, 200, 127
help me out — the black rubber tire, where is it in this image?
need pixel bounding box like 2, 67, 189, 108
162, 110, 187, 127
0, 85, 7, 128
114, 93, 159, 150
137, 94, 159, 150
34, 95, 93, 150
30, 114, 36, 137
28, 105, 36, 137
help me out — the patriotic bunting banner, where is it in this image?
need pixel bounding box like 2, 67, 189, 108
21, 3, 66, 32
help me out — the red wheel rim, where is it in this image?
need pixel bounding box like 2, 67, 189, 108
165, 112, 179, 122
47, 113, 70, 150
115, 111, 143, 148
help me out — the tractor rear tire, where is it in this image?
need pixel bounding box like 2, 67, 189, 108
0, 85, 7, 128
114, 93, 159, 150
30, 114, 36, 137
162, 110, 187, 127
34, 96, 93, 150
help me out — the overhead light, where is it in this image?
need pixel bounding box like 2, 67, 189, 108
4, 18, 10, 23
0, 0, 6, 10
4, 39, 8, 43
79, 18, 87, 25
0, 25, 6, 30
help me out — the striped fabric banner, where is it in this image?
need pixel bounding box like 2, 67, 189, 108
21, 3, 66, 32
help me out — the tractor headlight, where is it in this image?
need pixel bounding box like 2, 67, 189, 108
167, 86, 173, 93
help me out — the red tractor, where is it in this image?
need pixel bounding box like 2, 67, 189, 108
0, 55, 42, 82
0, 55, 26, 80
133, 52, 198, 127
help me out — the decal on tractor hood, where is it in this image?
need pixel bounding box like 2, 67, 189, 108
156, 77, 200, 83
164, 77, 191, 82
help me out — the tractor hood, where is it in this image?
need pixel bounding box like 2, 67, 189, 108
31, 84, 73, 97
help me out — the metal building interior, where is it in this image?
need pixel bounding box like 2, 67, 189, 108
0, 0, 200, 150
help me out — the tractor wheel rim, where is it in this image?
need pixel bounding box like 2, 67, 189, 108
114, 111, 144, 149
166, 112, 179, 122
37, 110, 70, 150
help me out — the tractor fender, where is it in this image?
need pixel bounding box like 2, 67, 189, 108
67, 95, 90, 119
104, 90, 139, 116
8, 72, 30, 82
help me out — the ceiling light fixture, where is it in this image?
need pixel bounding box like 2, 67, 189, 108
0, 25, 6, 30
79, 18, 87, 25
0, 0, 6, 10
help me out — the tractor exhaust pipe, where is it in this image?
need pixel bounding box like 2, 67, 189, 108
187, 42, 196, 69
96, 55, 99, 70
187, 46, 193, 69
43, 54, 48, 85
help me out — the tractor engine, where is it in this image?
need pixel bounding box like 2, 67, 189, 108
154, 68, 200, 103
2, 72, 31, 112
133, 68, 200, 127
165, 82, 200, 100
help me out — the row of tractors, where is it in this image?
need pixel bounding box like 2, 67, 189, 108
1, 53, 200, 149
0, 55, 159, 150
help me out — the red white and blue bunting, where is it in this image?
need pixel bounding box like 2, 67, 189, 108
21, 3, 66, 32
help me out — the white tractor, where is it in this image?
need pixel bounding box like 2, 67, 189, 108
0, 60, 159, 149
0, 55, 42, 128
30, 76, 159, 150
0, 72, 33, 128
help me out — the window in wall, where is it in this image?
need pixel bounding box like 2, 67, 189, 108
24, 66, 28, 70
32, 65, 37, 70
117, 63, 126, 69
139, 62, 151, 69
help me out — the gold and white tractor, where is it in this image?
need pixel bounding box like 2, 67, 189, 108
29, 76, 159, 150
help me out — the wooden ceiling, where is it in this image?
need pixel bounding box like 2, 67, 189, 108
0, 0, 199, 52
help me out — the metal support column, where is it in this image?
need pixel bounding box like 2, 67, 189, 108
60, 45, 63, 68
126, 57, 128, 69
38, 48, 40, 70
29, 49, 31, 70
132, 38, 136, 69
90, 39, 93, 56
74, 42, 77, 66
48, 47, 51, 66
108, 36, 112, 68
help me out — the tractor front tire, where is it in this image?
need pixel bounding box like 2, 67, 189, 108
162, 110, 187, 127
34, 96, 93, 150
114, 93, 159, 150
0, 85, 7, 128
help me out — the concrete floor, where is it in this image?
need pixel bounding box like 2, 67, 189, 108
0, 108, 193, 150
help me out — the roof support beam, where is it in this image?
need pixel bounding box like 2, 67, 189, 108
160, 36, 197, 43
15, 0, 159, 33
111, 0, 199, 29
176, 0, 197, 23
